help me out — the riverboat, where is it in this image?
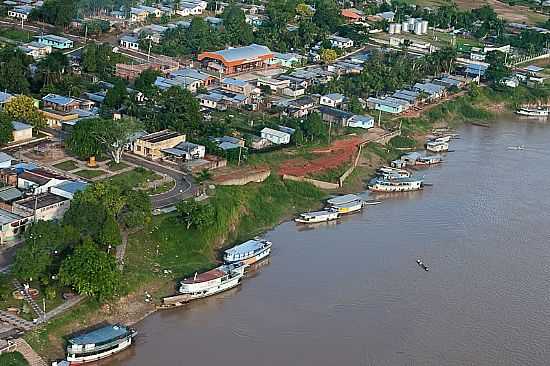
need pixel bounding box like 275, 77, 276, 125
416, 259, 429, 271
377, 166, 411, 179
66, 324, 136, 365
223, 239, 272, 265
516, 107, 549, 117
326, 194, 365, 214
295, 210, 339, 224
426, 141, 449, 153
178, 263, 245, 301
416, 155, 443, 166
369, 177, 424, 193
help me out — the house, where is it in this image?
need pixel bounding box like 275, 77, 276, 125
221, 77, 255, 97
348, 115, 374, 129
413, 82, 446, 100
320, 93, 345, 108
286, 96, 316, 117
0, 153, 13, 169
197, 90, 248, 110
376, 11, 395, 22
177, 1, 205, 16
524, 65, 545, 84
329, 35, 354, 49
154, 68, 214, 92
205, 16, 223, 29
8, 5, 32, 20
35, 35, 73, 49
341, 8, 364, 23
0, 208, 30, 244
137, 5, 163, 18
272, 52, 306, 68
198, 44, 274, 75
132, 130, 186, 160
17, 168, 67, 194
161, 141, 206, 160
0, 186, 23, 207
115, 63, 178, 81
318, 106, 353, 127
12, 192, 71, 221
119, 35, 139, 50
18, 41, 52, 59
49, 180, 88, 200
0, 92, 13, 110
256, 77, 291, 93
367, 97, 404, 114
11, 121, 33, 142
247, 135, 271, 150
211, 136, 245, 151
261, 127, 290, 145
464, 63, 488, 79
130, 7, 149, 22
42, 94, 94, 113
501, 76, 519, 88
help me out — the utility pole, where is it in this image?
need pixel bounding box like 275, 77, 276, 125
378, 109, 382, 127
328, 120, 332, 144
147, 39, 152, 62
84, 24, 88, 44
237, 146, 242, 166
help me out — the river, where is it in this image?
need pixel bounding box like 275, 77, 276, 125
112, 116, 550, 366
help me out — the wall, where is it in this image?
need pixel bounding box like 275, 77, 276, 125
217, 170, 271, 186
282, 174, 339, 190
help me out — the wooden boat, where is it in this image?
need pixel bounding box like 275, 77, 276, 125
426, 141, 449, 153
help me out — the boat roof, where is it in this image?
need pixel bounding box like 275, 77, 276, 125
331, 200, 362, 208
225, 239, 267, 255
327, 194, 361, 205
301, 210, 334, 217
182, 268, 225, 284
69, 324, 129, 345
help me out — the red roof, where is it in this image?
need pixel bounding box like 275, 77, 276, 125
341, 9, 363, 20
182, 269, 225, 284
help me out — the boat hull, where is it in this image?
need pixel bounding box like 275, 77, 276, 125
181, 275, 243, 301
333, 203, 363, 214
67, 338, 133, 365
232, 247, 271, 266
295, 212, 339, 223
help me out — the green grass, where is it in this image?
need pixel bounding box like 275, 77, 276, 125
308, 163, 351, 183
0, 351, 29, 366
388, 136, 417, 149
74, 169, 107, 179
147, 181, 175, 195
0, 28, 32, 42
108, 167, 162, 188
107, 161, 130, 172
53, 160, 79, 171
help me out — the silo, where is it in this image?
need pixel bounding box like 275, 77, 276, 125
414, 21, 423, 35
395, 23, 402, 34
389, 23, 396, 34
421, 20, 429, 34
402, 22, 409, 32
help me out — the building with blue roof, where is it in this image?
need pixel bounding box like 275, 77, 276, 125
35, 35, 73, 49
367, 97, 404, 114
0, 91, 13, 109
50, 181, 89, 200
198, 44, 274, 75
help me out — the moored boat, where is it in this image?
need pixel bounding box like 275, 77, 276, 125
223, 238, 272, 265
377, 166, 411, 179
426, 141, 449, 153
416, 259, 429, 271
178, 263, 245, 301
516, 107, 549, 117
66, 324, 136, 365
295, 210, 339, 224
369, 177, 423, 192
416, 155, 443, 166
327, 194, 365, 214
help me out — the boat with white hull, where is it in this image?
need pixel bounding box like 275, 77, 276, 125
369, 177, 424, 192
66, 324, 136, 365
377, 166, 411, 179
516, 107, 549, 117
224, 239, 272, 265
326, 194, 365, 214
178, 263, 245, 300
426, 141, 449, 153
295, 210, 339, 223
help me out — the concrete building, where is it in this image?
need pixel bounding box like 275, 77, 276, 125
0, 208, 30, 244
133, 130, 186, 160
17, 169, 67, 194
261, 127, 291, 145
11, 121, 33, 142
154, 68, 214, 92
0, 153, 13, 169
161, 141, 206, 160
50, 181, 88, 200
221, 77, 255, 97
116, 63, 178, 81
367, 97, 404, 114
35, 35, 73, 49
320, 93, 345, 108
329, 35, 354, 49
8, 5, 32, 20
198, 44, 274, 75
17, 41, 52, 59
12, 192, 70, 221
119, 35, 140, 50
42, 94, 94, 113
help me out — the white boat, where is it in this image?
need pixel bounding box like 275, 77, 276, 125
326, 194, 362, 206
223, 239, 272, 265
295, 210, 339, 224
66, 324, 136, 364
377, 166, 411, 179
426, 141, 449, 152
330, 200, 364, 214
177, 263, 246, 301
516, 107, 549, 117
369, 177, 424, 192
507, 145, 525, 151
416, 155, 443, 166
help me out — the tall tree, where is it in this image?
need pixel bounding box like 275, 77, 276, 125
65, 118, 104, 159
221, 5, 254, 45
103, 79, 128, 111
4, 96, 46, 130
0, 112, 13, 145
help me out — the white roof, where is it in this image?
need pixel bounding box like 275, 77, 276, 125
261, 127, 290, 138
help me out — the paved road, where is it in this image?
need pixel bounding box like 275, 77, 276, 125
122, 153, 195, 209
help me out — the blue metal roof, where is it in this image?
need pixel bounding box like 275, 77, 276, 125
222, 77, 248, 87
42, 93, 75, 106
69, 324, 130, 346
210, 44, 272, 62
225, 239, 267, 256
54, 180, 88, 194
11, 121, 31, 131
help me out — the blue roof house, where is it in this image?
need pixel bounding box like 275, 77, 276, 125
35, 35, 73, 49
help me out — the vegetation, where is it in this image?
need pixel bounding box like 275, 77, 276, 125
108, 167, 161, 188
4, 96, 46, 130
0, 111, 13, 144
75, 169, 107, 179
0, 352, 29, 366
30, 0, 77, 28
388, 136, 417, 149
53, 160, 79, 171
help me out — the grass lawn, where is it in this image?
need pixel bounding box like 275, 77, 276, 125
0, 351, 29, 366
0, 28, 32, 42
75, 169, 108, 180
53, 160, 79, 172
147, 180, 175, 195
308, 163, 351, 184
107, 161, 130, 172
109, 167, 162, 188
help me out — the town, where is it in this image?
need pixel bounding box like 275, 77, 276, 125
0, 0, 550, 364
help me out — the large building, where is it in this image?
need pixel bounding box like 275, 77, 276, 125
197, 44, 274, 75
132, 130, 186, 160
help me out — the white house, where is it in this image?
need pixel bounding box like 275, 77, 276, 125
329, 35, 354, 49
261, 127, 291, 145
17, 169, 67, 194
120, 35, 139, 50
501, 77, 519, 88
348, 115, 375, 129
162, 141, 206, 160
8, 5, 33, 20
320, 93, 345, 108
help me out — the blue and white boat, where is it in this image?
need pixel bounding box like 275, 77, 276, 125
66, 324, 136, 364
369, 177, 424, 192
223, 238, 272, 265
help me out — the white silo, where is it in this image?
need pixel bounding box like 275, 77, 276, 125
421, 20, 429, 34
402, 22, 409, 32
414, 21, 423, 35
395, 23, 402, 34
389, 23, 396, 34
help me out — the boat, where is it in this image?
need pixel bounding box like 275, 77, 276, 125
376, 166, 411, 179
326, 194, 363, 206
65, 324, 136, 364
507, 145, 525, 151
416, 259, 429, 271
426, 141, 449, 153
223, 238, 272, 265
369, 177, 424, 193
516, 107, 549, 117
326, 194, 365, 214
364, 200, 382, 205
295, 210, 339, 224
416, 155, 443, 166
178, 263, 245, 301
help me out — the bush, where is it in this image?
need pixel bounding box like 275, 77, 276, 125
389, 135, 417, 149
0, 352, 29, 366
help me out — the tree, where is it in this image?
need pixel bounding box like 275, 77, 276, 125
221, 5, 254, 45
296, 3, 314, 18
31, 0, 76, 27
348, 96, 364, 114
485, 51, 511, 83
292, 128, 304, 146
0, 351, 29, 366
36, 51, 69, 86
95, 118, 140, 164
0, 48, 32, 94
65, 118, 104, 159
134, 68, 161, 97
153, 86, 202, 133
320, 48, 337, 63
59, 238, 120, 301
4, 96, 46, 130
302, 112, 328, 142
103, 79, 128, 111
0, 112, 13, 145
121, 190, 152, 228
312, 0, 342, 32
176, 200, 216, 230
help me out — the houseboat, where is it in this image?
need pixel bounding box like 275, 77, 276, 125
426, 141, 449, 153
369, 177, 424, 192
66, 324, 137, 364
416, 155, 443, 166
178, 263, 246, 301
295, 210, 339, 224
377, 166, 411, 179
326, 194, 365, 214
223, 239, 272, 265
516, 107, 549, 117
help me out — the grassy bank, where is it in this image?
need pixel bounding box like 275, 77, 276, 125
25, 176, 325, 361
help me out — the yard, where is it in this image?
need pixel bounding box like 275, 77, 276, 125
53, 160, 79, 172
108, 167, 162, 188
0, 27, 33, 43
74, 169, 108, 180
107, 161, 130, 172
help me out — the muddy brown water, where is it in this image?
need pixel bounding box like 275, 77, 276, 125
110, 117, 550, 366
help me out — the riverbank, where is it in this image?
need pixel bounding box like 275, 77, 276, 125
24, 82, 550, 362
